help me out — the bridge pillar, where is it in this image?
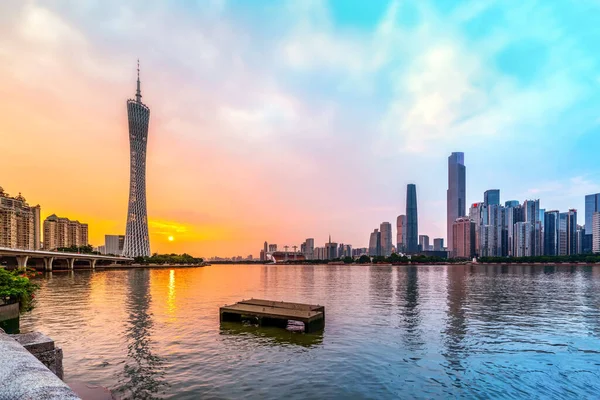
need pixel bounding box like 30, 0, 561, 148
67, 258, 75, 270
90, 259, 96, 270
44, 257, 54, 271
16, 256, 29, 269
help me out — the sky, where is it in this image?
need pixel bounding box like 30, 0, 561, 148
2, 0, 600, 257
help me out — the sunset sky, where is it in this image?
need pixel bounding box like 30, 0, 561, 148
2, 0, 600, 257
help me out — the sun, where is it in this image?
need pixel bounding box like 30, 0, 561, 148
168, 236, 174, 242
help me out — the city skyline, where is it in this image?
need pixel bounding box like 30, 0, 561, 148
2, 1, 600, 257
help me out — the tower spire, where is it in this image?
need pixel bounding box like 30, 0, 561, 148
136, 59, 142, 103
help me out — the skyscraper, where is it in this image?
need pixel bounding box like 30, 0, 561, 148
584, 193, 600, 253
406, 184, 419, 253
447, 152, 466, 254
105, 234, 125, 256
433, 238, 444, 251
396, 215, 407, 253
544, 210, 559, 256
418, 235, 430, 252
369, 229, 381, 256
380, 222, 393, 256
593, 212, 600, 253
123, 62, 151, 258
484, 190, 500, 208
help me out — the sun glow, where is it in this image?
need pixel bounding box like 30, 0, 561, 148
168, 235, 174, 241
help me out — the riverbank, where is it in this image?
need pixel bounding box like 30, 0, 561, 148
96, 263, 207, 270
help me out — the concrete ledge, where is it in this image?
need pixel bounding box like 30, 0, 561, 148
0, 330, 80, 399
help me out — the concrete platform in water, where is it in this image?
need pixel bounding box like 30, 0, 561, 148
220, 299, 325, 333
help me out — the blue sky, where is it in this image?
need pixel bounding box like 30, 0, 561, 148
2, 0, 600, 254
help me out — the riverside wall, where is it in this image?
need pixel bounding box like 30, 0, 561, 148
0, 328, 80, 399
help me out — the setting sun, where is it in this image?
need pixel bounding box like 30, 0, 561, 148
168, 236, 174, 242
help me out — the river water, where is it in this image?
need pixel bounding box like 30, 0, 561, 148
20, 264, 600, 399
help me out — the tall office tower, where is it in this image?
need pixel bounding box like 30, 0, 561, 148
433, 238, 444, 251
325, 235, 338, 259
576, 225, 584, 254
584, 193, 600, 253
484, 190, 500, 207
514, 222, 533, 257
396, 215, 407, 253
406, 184, 419, 253
259, 250, 265, 261
523, 200, 542, 255
593, 212, 600, 253
0, 189, 41, 250
369, 229, 381, 256
304, 238, 314, 260
469, 202, 484, 256
452, 218, 475, 258
505, 200, 519, 208
105, 235, 125, 255
418, 235, 430, 252
123, 62, 151, 257
544, 210, 559, 256
505, 202, 523, 256
263, 241, 268, 254
487, 204, 505, 256
380, 222, 393, 256
566, 209, 578, 255
447, 152, 466, 254
557, 212, 568, 255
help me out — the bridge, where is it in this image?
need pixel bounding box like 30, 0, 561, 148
0, 247, 132, 271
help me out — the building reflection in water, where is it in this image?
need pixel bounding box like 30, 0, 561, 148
442, 265, 469, 377
396, 266, 424, 350
117, 269, 168, 399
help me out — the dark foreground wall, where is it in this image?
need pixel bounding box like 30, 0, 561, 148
0, 329, 80, 399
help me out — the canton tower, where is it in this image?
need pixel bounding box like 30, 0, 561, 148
122, 61, 151, 257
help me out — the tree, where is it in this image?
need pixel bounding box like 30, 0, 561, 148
358, 255, 371, 264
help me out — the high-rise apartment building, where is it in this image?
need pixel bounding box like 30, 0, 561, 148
123, 62, 151, 257
0, 188, 41, 250
369, 229, 381, 256
447, 152, 466, 255
380, 222, 392, 256
406, 184, 419, 253
105, 235, 125, 255
452, 218, 475, 258
43, 214, 88, 250
396, 215, 407, 253
523, 200, 542, 256
433, 238, 444, 251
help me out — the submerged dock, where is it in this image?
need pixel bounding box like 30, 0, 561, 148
220, 299, 325, 333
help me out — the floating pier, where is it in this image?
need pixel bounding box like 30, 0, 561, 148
220, 299, 325, 333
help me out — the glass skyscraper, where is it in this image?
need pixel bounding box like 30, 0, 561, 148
123, 62, 151, 257
406, 184, 419, 253
484, 189, 500, 207
447, 152, 466, 254
380, 222, 393, 256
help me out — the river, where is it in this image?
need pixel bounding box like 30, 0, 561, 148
20, 264, 600, 399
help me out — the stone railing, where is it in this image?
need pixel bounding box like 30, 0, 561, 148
0, 329, 80, 399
